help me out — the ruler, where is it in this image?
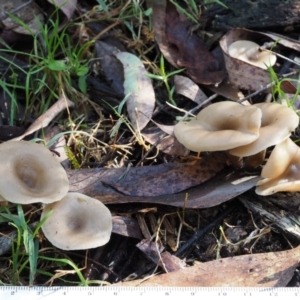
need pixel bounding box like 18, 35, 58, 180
0, 286, 299, 299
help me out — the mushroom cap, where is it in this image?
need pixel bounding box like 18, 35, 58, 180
256, 138, 300, 195
0, 140, 69, 204
228, 40, 277, 70
41, 192, 112, 250
174, 101, 262, 152
230, 102, 299, 157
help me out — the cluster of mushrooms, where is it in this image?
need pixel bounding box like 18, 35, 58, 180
0, 140, 112, 250
174, 101, 300, 196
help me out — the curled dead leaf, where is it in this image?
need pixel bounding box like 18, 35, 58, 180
220, 28, 297, 93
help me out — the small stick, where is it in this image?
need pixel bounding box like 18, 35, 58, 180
174, 206, 234, 257
237, 71, 297, 104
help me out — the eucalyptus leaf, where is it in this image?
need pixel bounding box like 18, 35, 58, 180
116, 52, 155, 130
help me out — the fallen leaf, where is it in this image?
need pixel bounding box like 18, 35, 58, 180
101, 152, 226, 197
220, 28, 297, 93
116, 52, 155, 130
142, 126, 189, 156
115, 246, 300, 287
208, 79, 244, 101
136, 239, 186, 272
174, 75, 207, 104
263, 31, 300, 52
150, 121, 175, 136
146, 0, 179, 67
147, 0, 225, 85
48, 0, 77, 20
0, 0, 44, 34
165, 0, 225, 85
68, 167, 258, 208
112, 216, 143, 239
95, 40, 124, 96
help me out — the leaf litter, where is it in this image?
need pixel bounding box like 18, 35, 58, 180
0, 0, 300, 287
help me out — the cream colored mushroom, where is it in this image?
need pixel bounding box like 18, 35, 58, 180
174, 101, 262, 153
0, 140, 69, 204
256, 138, 300, 195
41, 192, 112, 250
230, 102, 299, 157
228, 40, 276, 69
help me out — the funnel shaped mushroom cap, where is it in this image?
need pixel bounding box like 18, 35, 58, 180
228, 40, 277, 70
174, 101, 262, 152
41, 192, 112, 250
0, 141, 69, 204
256, 138, 300, 195
230, 102, 299, 157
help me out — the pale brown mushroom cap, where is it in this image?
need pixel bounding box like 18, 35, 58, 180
0, 141, 69, 204
230, 102, 299, 157
228, 40, 277, 70
256, 138, 300, 195
41, 192, 112, 250
174, 101, 262, 152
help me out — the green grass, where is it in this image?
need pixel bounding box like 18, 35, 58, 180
0, 204, 50, 285
268, 64, 300, 111
147, 55, 185, 106
0, 12, 93, 125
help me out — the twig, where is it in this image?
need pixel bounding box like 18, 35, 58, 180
167, 93, 219, 121
174, 206, 235, 257
237, 71, 297, 104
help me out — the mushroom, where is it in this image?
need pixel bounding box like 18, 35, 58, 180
0, 140, 69, 204
41, 192, 112, 250
228, 40, 277, 69
256, 138, 300, 195
230, 102, 299, 157
174, 101, 262, 153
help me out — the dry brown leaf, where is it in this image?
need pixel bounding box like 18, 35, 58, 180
174, 75, 207, 104
68, 164, 258, 208
95, 40, 124, 96
112, 216, 143, 239
263, 32, 300, 52
220, 28, 297, 93
115, 246, 300, 287
136, 240, 186, 272
150, 121, 175, 136
165, 1, 225, 85
208, 79, 244, 101
147, 0, 225, 85
48, 0, 77, 20
101, 152, 226, 197
146, 0, 179, 68
142, 126, 189, 156
0, 0, 44, 34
